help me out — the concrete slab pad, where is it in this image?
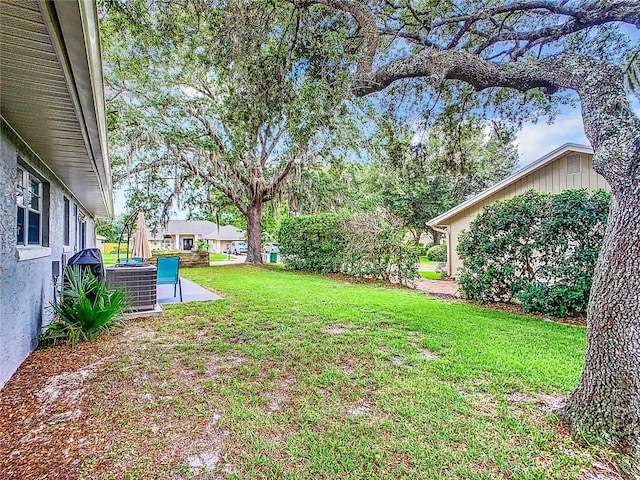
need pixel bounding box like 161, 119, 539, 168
125, 303, 164, 319
158, 277, 222, 305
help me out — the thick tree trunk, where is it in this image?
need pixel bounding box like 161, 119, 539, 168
559, 188, 640, 470
245, 200, 263, 264
427, 226, 441, 245
558, 68, 640, 471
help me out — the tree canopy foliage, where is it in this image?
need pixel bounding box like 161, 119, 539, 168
374, 118, 518, 243
101, 0, 366, 261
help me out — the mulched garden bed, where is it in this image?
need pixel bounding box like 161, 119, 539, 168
0, 342, 113, 479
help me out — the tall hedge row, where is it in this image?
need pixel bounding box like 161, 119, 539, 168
457, 189, 610, 317
278, 212, 418, 286
278, 213, 348, 273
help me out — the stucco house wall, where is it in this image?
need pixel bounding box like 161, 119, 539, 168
0, 125, 97, 387
0, 0, 112, 389
429, 145, 610, 277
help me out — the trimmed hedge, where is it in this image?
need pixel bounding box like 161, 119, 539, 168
425, 244, 447, 262
278, 212, 418, 286
457, 189, 609, 317
278, 213, 348, 273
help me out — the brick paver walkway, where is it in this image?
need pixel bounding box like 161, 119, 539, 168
415, 278, 459, 298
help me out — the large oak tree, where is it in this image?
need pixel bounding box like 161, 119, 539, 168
297, 0, 640, 470
102, 0, 360, 262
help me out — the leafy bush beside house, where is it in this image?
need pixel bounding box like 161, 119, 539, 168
425, 244, 447, 262
457, 189, 609, 317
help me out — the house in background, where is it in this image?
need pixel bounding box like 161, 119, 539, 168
148, 220, 244, 253
0, 0, 112, 388
427, 143, 610, 278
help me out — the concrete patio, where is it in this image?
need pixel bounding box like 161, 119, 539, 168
157, 277, 222, 305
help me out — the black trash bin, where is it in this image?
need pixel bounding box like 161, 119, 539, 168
67, 248, 105, 281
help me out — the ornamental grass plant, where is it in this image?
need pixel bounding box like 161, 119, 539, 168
39, 266, 129, 347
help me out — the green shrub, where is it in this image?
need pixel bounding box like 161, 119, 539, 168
40, 267, 129, 347
341, 213, 419, 287
278, 213, 348, 273
195, 240, 209, 253
425, 244, 447, 262
457, 189, 609, 317
279, 212, 418, 286
516, 280, 591, 318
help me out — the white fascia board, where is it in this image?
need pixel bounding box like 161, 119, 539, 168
39, 0, 114, 218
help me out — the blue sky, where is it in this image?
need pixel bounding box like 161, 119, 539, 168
515, 105, 587, 164
517, 99, 640, 165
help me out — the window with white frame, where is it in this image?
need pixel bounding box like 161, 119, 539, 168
16, 167, 43, 245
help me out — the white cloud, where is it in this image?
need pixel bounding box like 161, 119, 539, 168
516, 108, 588, 166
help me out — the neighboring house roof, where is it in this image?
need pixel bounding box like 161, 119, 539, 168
203, 225, 243, 241
427, 143, 594, 226
0, 0, 113, 217
165, 220, 221, 236
149, 220, 244, 241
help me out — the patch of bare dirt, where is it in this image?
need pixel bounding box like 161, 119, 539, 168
506, 392, 566, 413
415, 348, 439, 360
538, 393, 567, 413
459, 391, 497, 415
391, 355, 405, 366
120, 325, 157, 344
178, 353, 249, 381
262, 378, 294, 414
407, 336, 439, 360
507, 392, 535, 403
36, 357, 110, 417
325, 324, 354, 335
185, 429, 230, 475
344, 402, 372, 418
382, 345, 439, 366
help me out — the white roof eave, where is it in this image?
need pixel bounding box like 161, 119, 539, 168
0, 1, 113, 218
45, 0, 113, 217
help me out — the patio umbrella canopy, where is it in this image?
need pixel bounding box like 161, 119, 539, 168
132, 212, 152, 260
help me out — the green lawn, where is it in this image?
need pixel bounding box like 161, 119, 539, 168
75, 265, 600, 479
419, 271, 443, 280
420, 257, 442, 265
210, 252, 236, 262
102, 252, 119, 265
